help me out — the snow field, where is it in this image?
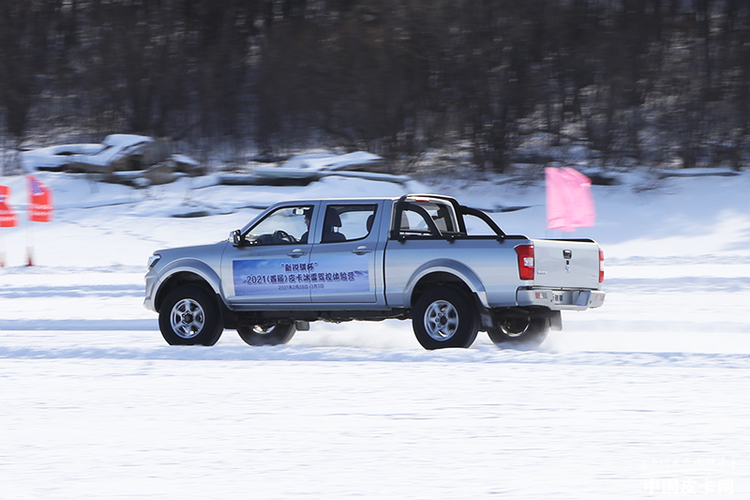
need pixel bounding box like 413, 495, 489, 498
1, 170, 750, 498
2, 352, 748, 499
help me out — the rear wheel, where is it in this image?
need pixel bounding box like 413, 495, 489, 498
159, 285, 223, 346
237, 322, 296, 346
487, 316, 549, 348
412, 286, 478, 350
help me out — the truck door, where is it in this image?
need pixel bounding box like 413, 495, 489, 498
309, 202, 382, 304
221, 203, 317, 305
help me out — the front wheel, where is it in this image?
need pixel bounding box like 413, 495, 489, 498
237, 322, 296, 346
159, 285, 224, 346
487, 316, 549, 348
412, 287, 478, 350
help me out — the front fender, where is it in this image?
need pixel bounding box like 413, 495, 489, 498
402, 259, 489, 308
150, 258, 223, 310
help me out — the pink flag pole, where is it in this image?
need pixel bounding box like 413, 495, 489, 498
26, 222, 34, 266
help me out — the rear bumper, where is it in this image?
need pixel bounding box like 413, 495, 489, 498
516, 288, 606, 311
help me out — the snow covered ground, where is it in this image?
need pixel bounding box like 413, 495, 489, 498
1, 169, 749, 499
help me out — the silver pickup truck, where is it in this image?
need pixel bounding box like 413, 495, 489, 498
144, 194, 605, 349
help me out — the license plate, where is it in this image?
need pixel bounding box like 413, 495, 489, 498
553, 293, 565, 303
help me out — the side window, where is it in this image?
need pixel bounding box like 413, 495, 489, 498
244, 205, 313, 245
321, 204, 377, 243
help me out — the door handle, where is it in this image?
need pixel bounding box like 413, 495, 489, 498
352, 246, 372, 255
287, 249, 307, 258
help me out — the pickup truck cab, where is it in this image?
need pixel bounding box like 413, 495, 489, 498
144, 194, 605, 349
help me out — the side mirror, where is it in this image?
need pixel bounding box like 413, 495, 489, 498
231, 230, 242, 246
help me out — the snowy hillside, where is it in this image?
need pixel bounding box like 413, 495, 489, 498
1, 170, 748, 499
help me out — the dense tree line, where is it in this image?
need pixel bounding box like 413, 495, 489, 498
2, 0, 750, 172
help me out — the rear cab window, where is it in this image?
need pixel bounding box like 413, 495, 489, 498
393, 197, 462, 238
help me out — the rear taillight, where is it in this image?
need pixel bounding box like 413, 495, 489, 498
515, 244, 535, 280
599, 248, 605, 283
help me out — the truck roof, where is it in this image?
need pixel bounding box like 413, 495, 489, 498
268, 193, 460, 205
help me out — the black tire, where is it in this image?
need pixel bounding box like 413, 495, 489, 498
237, 322, 296, 346
158, 285, 224, 346
412, 286, 478, 350
487, 316, 549, 348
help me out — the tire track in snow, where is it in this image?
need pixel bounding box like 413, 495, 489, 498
1, 344, 749, 369
0, 284, 143, 298
604, 276, 750, 293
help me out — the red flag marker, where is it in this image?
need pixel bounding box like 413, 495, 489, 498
25, 176, 54, 266
0, 185, 18, 267
26, 175, 54, 223
0, 185, 18, 228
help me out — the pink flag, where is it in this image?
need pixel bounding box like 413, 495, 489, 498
545, 167, 596, 232
0, 185, 19, 227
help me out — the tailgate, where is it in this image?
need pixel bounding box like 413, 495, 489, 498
531, 239, 601, 289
